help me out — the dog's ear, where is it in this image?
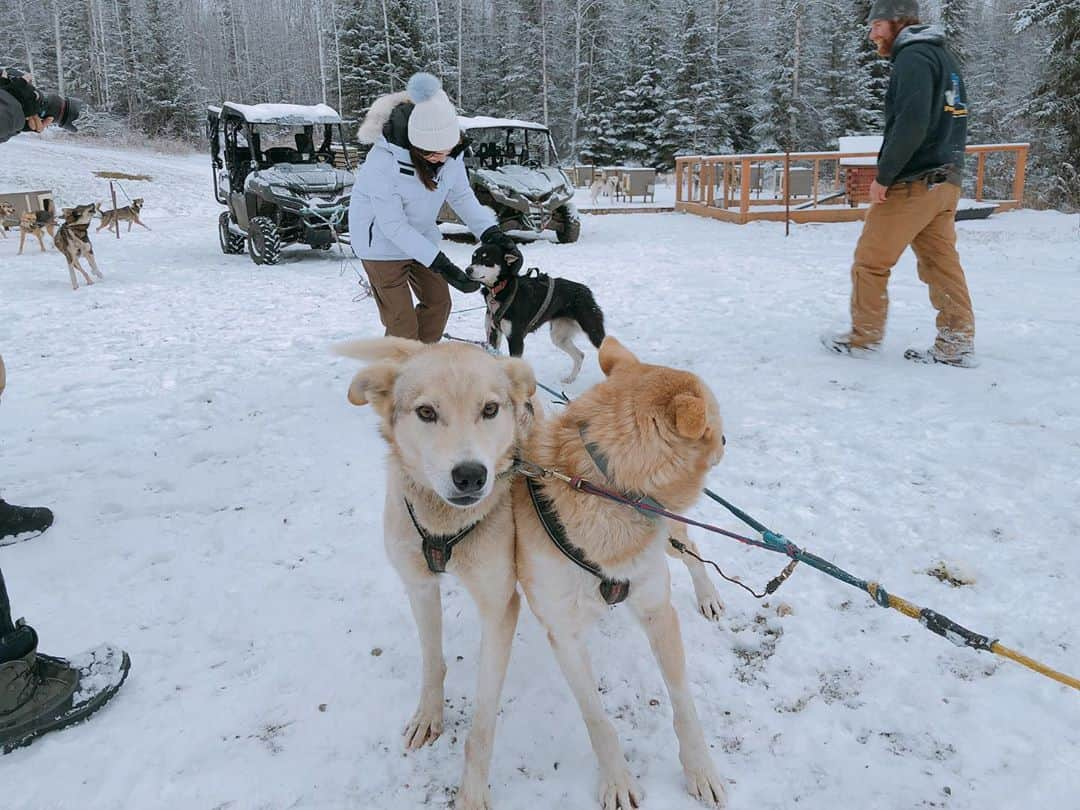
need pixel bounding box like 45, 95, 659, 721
501, 356, 536, 405
504, 251, 520, 266
61, 208, 74, 219
333, 337, 425, 365
668, 391, 708, 440
598, 336, 639, 376
346, 363, 398, 413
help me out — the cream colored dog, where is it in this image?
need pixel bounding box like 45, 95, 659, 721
337, 337, 536, 810
514, 336, 727, 809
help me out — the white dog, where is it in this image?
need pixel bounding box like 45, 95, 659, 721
336, 337, 536, 810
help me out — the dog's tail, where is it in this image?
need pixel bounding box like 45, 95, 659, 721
579, 296, 606, 349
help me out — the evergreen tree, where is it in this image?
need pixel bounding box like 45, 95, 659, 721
662, 1, 728, 162
853, 0, 887, 129
941, 0, 972, 65
136, 0, 201, 137
339, 0, 389, 120
1016, 0, 1080, 207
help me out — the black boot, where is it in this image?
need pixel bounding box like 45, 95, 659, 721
0, 570, 131, 754
0, 499, 54, 547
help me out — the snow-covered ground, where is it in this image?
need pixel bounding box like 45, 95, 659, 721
1, 135, 1078, 810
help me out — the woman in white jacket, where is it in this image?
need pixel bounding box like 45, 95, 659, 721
349, 73, 521, 342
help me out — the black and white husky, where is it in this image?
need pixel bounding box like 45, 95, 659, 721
466, 243, 605, 384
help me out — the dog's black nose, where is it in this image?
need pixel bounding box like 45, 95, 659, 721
451, 462, 488, 494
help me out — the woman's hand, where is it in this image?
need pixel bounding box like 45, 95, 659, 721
429, 252, 481, 293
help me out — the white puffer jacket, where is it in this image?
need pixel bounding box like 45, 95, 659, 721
349, 92, 495, 266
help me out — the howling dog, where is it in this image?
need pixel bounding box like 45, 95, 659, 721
467, 242, 606, 384
336, 337, 536, 810
54, 203, 103, 290
98, 198, 151, 233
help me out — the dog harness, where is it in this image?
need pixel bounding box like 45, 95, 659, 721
525, 476, 631, 605
404, 498, 481, 574
523, 273, 556, 334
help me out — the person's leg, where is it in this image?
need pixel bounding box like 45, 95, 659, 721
0, 566, 132, 754
910, 184, 975, 358
362, 259, 421, 340
846, 184, 943, 347
407, 262, 452, 344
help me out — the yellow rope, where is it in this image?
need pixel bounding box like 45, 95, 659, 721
865, 583, 1080, 693
991, 643, 1080, 691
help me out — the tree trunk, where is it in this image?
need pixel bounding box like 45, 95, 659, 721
433, 0, 444, 81
315, 0, 328, 104
457, 0, 464, 107
53, 0, 65, 94
540, 0, 549, 127
380, 0, 394, 91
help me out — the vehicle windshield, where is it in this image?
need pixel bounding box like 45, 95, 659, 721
465, 127, 556, 171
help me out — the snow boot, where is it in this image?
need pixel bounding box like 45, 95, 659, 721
904, 346, 979, 368
820, 331, 879, 358
0, 499, 54, 547
0, 570, 130, 754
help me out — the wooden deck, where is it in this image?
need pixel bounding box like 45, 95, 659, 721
674, 144, 1029, 225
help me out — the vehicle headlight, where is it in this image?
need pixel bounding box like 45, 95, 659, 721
270, 185, 295, 197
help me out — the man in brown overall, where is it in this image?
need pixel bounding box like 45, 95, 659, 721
822, 0, 977, 367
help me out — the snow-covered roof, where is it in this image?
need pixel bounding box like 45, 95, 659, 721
458, 115, 549, 132
216, 102, 343, 125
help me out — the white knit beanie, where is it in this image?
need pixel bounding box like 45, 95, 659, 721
406, 73, 460, 152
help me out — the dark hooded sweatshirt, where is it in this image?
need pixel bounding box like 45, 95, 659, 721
877, 25, 968, 188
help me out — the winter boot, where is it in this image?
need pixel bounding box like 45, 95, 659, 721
903, 346, 980, 368
0, 499, 54, 547
0, 570, 130, 754
820, 331, 879, 358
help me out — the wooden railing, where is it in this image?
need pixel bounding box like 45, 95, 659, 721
674, 143, 1030, 224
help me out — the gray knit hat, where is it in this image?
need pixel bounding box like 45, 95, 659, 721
868, 0, 920, 21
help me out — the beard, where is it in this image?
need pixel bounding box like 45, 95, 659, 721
871, 22, 905, 56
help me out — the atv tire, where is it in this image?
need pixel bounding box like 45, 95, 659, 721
247, 216, 281, 265
219, 212, 245, 255
554, 206, 581, 244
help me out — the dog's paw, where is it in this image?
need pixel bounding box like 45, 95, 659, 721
697, 590, 725, 622
599, 767, 644, 810
455, 782, 492, 810
684, 763, 726, 808
402, 703, 443, 750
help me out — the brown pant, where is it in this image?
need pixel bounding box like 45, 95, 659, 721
362, 259, 451, 343
849, 181, 974, 354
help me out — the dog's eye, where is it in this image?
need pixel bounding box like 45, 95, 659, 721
416, 405, 437, 423
482, 402, 499, 420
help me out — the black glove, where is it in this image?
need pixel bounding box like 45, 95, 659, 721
429, 252, 481, 293
480, 225, 523, 268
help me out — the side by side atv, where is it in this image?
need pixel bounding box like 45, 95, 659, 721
207, 103, 355, 265
441, 116, 580, 244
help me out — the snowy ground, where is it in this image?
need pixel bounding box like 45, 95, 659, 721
1, 135, 1079, 810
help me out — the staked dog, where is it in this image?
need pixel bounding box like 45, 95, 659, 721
54, 203, 103, 290
513, 336, 728, 809
0, 202, 14, 239
98, 198, 151, 232
336, 337, 536, 810
17, 209, 56, 254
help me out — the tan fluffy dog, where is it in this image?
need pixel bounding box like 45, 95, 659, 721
337, 337, 536, 810
514, 336, 727, 809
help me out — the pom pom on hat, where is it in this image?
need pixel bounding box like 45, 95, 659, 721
407, 73, 442, 104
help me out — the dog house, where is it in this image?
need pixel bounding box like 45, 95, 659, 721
838, 135, 882, 206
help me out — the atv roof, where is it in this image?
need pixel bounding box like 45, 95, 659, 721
208, 102, 344, 125
458, 116, 549, 132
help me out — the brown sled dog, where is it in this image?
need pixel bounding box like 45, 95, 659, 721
54, 204, 103, 290
0, 202, 15, 239
98, 198, 150, 232
17, 209, 57, 254
513, 336, 728, 809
